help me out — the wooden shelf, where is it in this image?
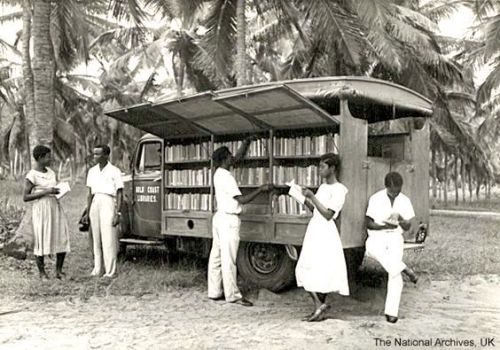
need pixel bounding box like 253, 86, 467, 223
239, 184, 265, 188
165, 185, 210, 189
273, 155, 322, 160
237, 156, 269, 162
273, 184, 319, 189
165, 159, 210, 165
163, 210, 212, 218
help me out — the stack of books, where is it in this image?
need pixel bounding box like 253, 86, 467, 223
165, 193, 212, 211
232, 167, 269, 185
275, 195, 308, 215
272, 165, 319, 187
166, 168, 211, 186
273, 135, 336, 156
214, 138, 268, 157
165, 142, 210, 161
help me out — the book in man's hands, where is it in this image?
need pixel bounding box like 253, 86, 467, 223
286, 180, 305, 205
55, 182, 71, 199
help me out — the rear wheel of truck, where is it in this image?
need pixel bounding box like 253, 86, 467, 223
237, 242, 296, 293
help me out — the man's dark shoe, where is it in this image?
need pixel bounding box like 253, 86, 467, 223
403, 268, 418, 284
385, 315, 398, 323
209, 296, 225, 301
231, 298, 253, 307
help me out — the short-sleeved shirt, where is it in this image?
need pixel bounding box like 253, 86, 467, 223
86, 162, 123, 196
213, 167, 242, 214
366, 189, 415, 235
313, 182, 348, 220
26, 168, 57, 193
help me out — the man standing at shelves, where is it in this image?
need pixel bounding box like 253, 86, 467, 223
82, 144, 123, 278
209, 137, 272, 306
365, 172, 418, 323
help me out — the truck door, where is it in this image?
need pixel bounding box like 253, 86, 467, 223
132, 140, 163, 237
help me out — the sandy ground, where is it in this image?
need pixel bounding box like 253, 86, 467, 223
0, 274, 498, 350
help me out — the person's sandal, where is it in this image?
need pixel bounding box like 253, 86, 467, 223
403, 268, 418, 284
231, 298, 253, 307
301, 311, 315, 321
307, 304, 330, 322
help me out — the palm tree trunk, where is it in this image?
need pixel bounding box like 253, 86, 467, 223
21, 0, 35, 166
4, 0, 55, 260
476, 175, 481, 200
468, 166, 473, 202
460, 157, 466, 202
443, 151, 448, 206
431, 148, 437, 199
32, 0, 55, 147
454, 154, 459, 205
236, 0, 247, 86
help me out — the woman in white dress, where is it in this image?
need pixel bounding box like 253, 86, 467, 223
23, 145, 70, 279
295, 153, 349, 322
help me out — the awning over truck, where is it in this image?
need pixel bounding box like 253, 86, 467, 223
105, 77, 432, 139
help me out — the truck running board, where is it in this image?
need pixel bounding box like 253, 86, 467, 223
119, 238, 164, 246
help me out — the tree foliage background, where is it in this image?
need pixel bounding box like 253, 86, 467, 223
0, 0, 498, 199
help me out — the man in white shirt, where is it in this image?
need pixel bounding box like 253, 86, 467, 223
208, 138, 272, 306
82, 144, 123, 278
365, 172, 418, 323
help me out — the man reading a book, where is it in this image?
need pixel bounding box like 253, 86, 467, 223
365, 171, 418, 323
208, 137, 272, 306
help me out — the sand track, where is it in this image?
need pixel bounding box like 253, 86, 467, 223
1, 275, 498, 349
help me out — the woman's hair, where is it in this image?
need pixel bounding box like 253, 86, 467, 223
33, 145, 51, 161
212, 146, 231, 167
320, 153, 341, 174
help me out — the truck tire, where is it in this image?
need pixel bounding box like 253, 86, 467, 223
237, 242, 296, 293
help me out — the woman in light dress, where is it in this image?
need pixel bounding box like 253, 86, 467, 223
23, 145, 70, 279
295, 153, 349, 322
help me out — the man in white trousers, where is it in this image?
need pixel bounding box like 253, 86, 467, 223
83, 144, 123, 278
365, 172, 418, 323
208, 138, 272, 306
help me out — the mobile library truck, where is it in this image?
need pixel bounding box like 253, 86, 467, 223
106, 76, 431, 292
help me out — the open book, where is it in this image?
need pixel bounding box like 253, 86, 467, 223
286, 180, 305, 205
55, 182, 71, 199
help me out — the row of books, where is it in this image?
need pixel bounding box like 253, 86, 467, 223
165, 193, 310, 215
165, 193, 212, 211
214, 139, 268, 158
232, 167, 269, 185
165, 167, 319, 187
274, 195, 309, 215
165, 142, 210, 161
273, 135, 337, 156
166, 168, 211, 186
272, 165, 320, 187
164, 135, 337, 162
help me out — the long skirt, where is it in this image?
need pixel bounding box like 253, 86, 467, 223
295, 216, 349, 295
32, 196, 70, 256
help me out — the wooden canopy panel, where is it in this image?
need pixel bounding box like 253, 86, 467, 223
105, 77, 432, 139
214, 86, 338, 128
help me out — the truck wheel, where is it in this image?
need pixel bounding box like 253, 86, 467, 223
237, 242, 296, 293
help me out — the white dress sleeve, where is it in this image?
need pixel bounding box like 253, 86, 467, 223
25, 170, 37, 185
325, 184, 348, 220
